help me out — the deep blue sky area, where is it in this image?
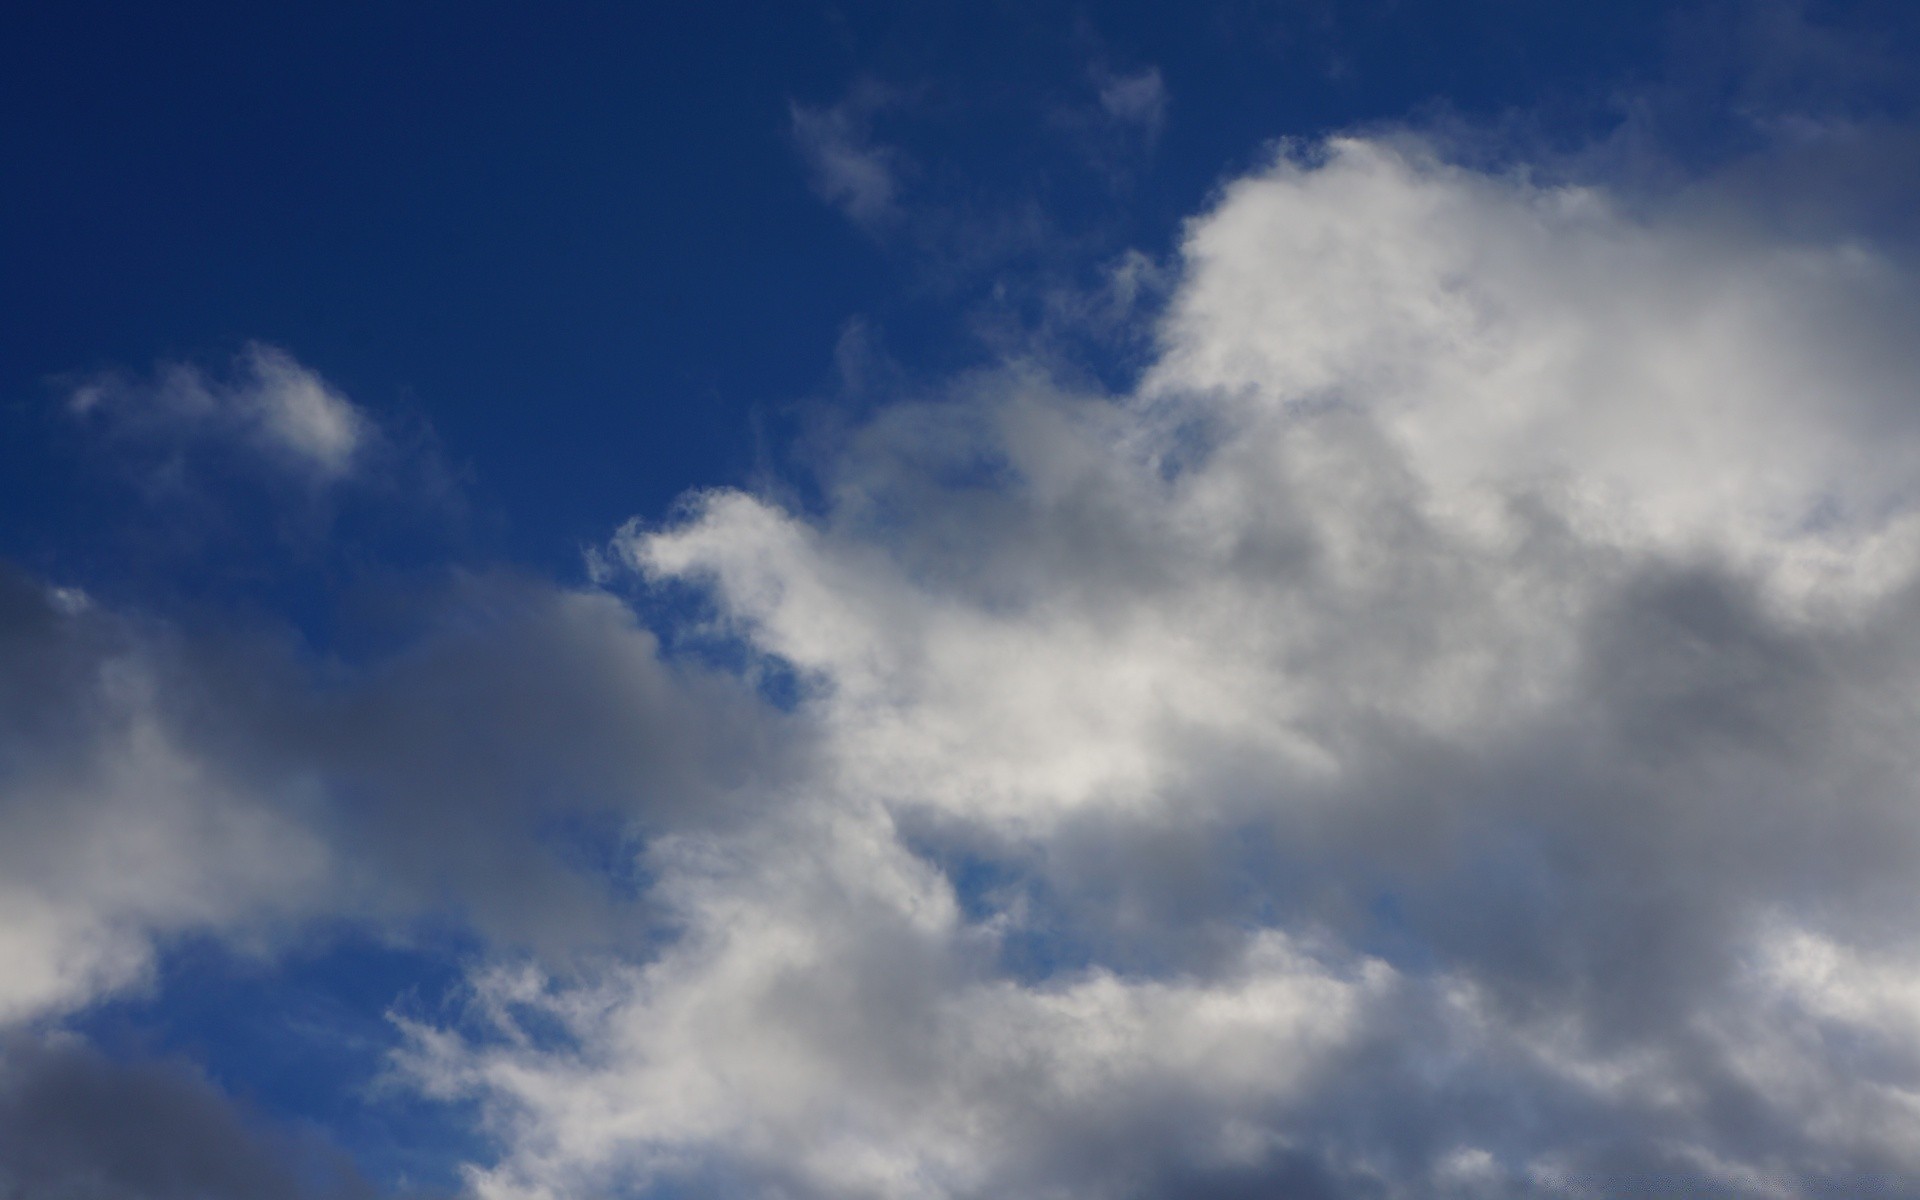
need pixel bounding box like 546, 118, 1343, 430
6, 4, 1920, 1197
0, 0, 1717, 609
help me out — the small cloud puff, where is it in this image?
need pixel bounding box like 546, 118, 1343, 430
70, 342, 371, 483
1094, 65, 1167, 144
791, 85, 902, 230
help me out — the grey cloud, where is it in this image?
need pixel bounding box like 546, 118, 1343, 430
0, 1033, 382, 1200
0, 558, 795, 1026
305, 571, 800, 950
0, 565, 333, 1022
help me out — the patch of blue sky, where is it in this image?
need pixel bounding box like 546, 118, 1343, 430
896, 827, 1098, 983
535, 809, 657, 907
69, 922, 487, 1196
614, 567, 822, 713
0, 0, 1762, 601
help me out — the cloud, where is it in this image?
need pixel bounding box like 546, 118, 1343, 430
307, 571, 797, 949
0, 565, 332, 1023
791, 85, 903, 229
1047, 62, 1169, 195
71, 342, 372, 483
405, 918, 1386, 1200
1094, 66, 1167, 145
0, 1031, 383, 1200
0, 560, 789, 1028
385, 135, 1920, 1197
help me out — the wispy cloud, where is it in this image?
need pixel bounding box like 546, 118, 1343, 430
790, 84, 903, 230
70, 342, 372, 484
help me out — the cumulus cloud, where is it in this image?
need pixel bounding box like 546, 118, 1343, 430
0, 566, 332, 1024
385, 136, 1920, 1197
309, 573, 795, 949
71, 342, 372, 483
0, 561, 787, 1030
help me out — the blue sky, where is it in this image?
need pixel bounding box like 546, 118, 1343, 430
2, 0, 1700, 591
7, 3, 1920, 1198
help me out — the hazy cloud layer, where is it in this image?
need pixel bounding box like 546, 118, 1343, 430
386, 137, 1920, 1198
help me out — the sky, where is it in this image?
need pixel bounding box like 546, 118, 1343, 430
6, 1, 1920, 1197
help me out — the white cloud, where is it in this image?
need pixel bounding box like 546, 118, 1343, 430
1149, 137, 1920, 611
402, 814, 1388, 1200
70, 341, 371, 482
391, 135, 1920, 1196
233, 343, 367, 475
20, 130, 1920, 1197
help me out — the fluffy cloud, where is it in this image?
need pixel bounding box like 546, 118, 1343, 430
396, 137, 1920, 1197
0, 567, 331, 1023
12, 132, 1920, 1199
0, 555, 792, 1200
0, 560, 785, 1031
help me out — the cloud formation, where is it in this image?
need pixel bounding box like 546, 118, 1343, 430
385, 136, 1920, 1198
0, 567, 331, 1024
0, 557, 786, 1032
0, 554, 796, 1197
12, 128, 1920, 1200
0, 1032, 379, 1200
71, 342, 372, 483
